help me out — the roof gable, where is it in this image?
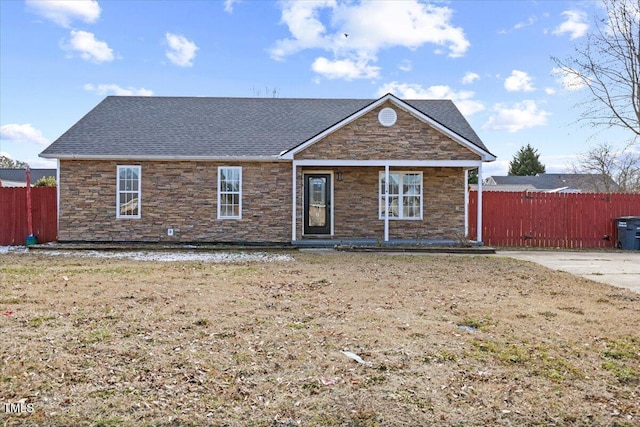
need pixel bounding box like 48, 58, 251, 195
281, 94, 495, 161
291, 99, 486, 162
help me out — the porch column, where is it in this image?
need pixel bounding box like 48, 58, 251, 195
292, 161, 297, 242
464, 168, 469, 238
384, 164, 390, 242
56, 159, 61, 235
477, 163, 483, 243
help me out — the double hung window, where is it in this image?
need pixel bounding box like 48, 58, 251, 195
379, 171, 422, 220
117, 165, 141, 218
218, 167, 242, 219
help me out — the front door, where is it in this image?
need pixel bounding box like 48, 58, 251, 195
304, 174, 331, 235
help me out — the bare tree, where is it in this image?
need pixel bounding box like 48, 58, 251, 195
250, 85, 280, 98
572, 141, 640, 192
552, 0, 639, 140
0, 154, 29, 169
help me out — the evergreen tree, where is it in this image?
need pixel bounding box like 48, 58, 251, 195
508, 144, 546, 176
467, 168, 478, 184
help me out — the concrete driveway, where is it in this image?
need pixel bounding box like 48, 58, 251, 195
498, 250, 640, 293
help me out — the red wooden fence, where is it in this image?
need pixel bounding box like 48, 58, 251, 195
468, 191, 640, 248
0, 187, 57, 245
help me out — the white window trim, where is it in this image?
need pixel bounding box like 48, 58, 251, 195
116, 165, 141, 219
218, 166, 242, 219
378, 171, 423, 220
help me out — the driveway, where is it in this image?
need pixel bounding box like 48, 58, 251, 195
499, 250, 640, 293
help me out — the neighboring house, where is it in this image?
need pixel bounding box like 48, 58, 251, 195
0, 169, 57, 187
480, 173, 620, 193
39, 94, 495, 245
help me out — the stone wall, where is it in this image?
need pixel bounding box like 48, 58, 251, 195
59, 160, 292, 243
299, 167, 466, 241
295, 101, 481, 161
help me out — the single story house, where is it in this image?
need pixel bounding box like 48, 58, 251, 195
479, 173, 621, 193
39, 93, 495, 245
0, 168, 56, 187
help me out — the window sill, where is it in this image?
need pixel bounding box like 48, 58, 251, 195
378, 217, 423, 221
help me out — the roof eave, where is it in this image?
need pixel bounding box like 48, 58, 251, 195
39, 154, 288, 162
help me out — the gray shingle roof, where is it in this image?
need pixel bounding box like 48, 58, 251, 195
0, 169, 56, 184
487, 174, 620, 192
40, 96, 490, 159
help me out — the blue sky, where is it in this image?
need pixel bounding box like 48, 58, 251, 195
0, 0, 631, 175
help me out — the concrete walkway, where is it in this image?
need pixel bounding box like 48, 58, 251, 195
499, 250, 640, 293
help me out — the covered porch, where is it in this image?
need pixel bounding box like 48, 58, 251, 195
290, 159, 486, 246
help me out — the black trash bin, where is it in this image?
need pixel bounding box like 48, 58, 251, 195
615, 216, 640, 250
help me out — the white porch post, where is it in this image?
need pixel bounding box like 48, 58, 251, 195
476, 163, 483, 243
292, 161, 297, 242
464, 168, 469, 238
384, 164, 390, 242
56, 159, 61, 235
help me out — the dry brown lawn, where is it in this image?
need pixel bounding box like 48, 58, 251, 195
1, 250, 639, 426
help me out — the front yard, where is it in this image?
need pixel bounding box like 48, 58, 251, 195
1, 250, 638, 426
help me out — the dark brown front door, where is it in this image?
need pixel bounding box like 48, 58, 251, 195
304, 174, 331, 235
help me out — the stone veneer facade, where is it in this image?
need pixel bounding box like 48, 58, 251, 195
294, 102, 478, 241
58, 160, 292, 243
296, 167, 466, 241
295, 102, 479, 161
58, 102, 481, 243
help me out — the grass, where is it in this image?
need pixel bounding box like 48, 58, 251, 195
0, 251, 639, 426
601, 336, 640, 384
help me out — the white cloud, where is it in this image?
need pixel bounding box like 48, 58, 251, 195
461, 71, 479, 85
398, 59, 412, 72
269, 1, 338, 60
553, 10, 589, 39
499, 15, 538, 34
26, 0, 100, 28
514, 15, 537, 30
482, 159, 510, 177
552, 66, 587, 91
483, 100, 550, 133
26, 157, 57, 169
84, 84, 153, 96
377, 81, 485, 116
540, 154, 580, 173
270, 0, 469, 81
545, 87, 557, 95
165, 33, 198, 67
224, 0, 240, 13
312, 57, 380, 80
504, 70, 535, 92
0, 124, 49, 146
62, 30, 114, 63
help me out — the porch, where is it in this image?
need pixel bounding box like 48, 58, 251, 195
291, 160, 487, 245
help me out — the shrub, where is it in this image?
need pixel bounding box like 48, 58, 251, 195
33, 176, 56, 187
